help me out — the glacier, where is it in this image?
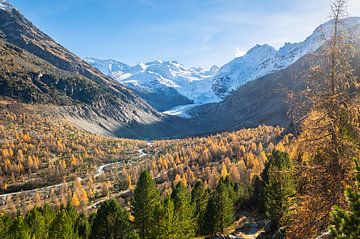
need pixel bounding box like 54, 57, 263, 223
85, 58, 221, 105
86, 17, 360, 118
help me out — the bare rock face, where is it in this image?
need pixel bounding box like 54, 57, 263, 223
185, 33, 360, 137
114, 38, 360, 140
0, 3, 162, 136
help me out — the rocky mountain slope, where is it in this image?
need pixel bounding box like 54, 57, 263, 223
212, 17, 360, 98
1, 0, 359, 140
0, 0, 161, 136
85, 58, 220, 111
188, 36, 360, 135
116, 22, 360, 139
88, 17, 360, 115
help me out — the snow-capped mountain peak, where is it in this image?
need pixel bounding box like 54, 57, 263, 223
212, 44, 277, 98
212, 17, 360, 98
247, 44, 276, 56
210, 65, 220, 73
85, 58, 221, 107
84, 57, 129, 76
87, 17, 360, 117
0, 0, 14, 11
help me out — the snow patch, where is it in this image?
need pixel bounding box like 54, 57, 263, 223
0, 0, 13, 11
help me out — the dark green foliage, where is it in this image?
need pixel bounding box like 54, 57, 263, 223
204, 179, 234, 235
132, 170, 161, 239
263, 151, 296, 228
234, 182, 247, 204
223, 176, 246, 207
0, 172, 245, 239
49, 206, 79, 239
191, 180, 210, 235
87, 213, 96, 229
91, 199, 137, 239
25, 207, 48, 239
75, 214, 91, 239
329, 161, 360, 239
156, 197, 176, 239
249, 175, 265, 211
40, 204, 56, 231
171, 183, 196, 238
0, 214, 12, 239
9, 216, 31, 239
1, 204, 73, 239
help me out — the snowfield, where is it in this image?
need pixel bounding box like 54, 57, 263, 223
85, 58, 221, 105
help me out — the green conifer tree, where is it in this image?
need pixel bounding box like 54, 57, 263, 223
49, 206, 79, 239
39, 204, 56, 233
329, 161, 360, 238
263, 151, 296, 229
191, 180, 209, 235
26, 207, 48, 239
157, 197, 176, 239
91, 199, 137, 239
9, 216, 31, 239
171, 182, 196, 238
132, 170, 161, 239
0, 214, 12, 239
75, 214, 90, 239
204, 179, 234, 235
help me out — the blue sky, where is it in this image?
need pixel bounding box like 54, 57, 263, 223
10, 0, 360, 68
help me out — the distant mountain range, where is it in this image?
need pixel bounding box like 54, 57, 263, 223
1, 0, 359, 139
112, 17, 360, 139
87, 17, 360, 113
85, 58, 220, 111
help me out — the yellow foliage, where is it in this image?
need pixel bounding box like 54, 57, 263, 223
71, 192, 80, 207
220, 162, 228, 178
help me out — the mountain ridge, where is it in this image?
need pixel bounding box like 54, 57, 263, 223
113, 20, 360, 139
85, 58, 220, 111
212, 17, 360, 98
87, 17, 360, 113
0, 1, 162, 137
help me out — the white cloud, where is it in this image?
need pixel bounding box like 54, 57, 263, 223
234, 48, 246, 57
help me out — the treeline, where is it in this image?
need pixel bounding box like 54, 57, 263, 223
0, 169, 247, 239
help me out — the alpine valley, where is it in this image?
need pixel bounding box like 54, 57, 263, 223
85, 17, 360, 139
0, 0, 359, 239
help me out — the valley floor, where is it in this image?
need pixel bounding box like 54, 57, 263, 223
0, 101, 283, 216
